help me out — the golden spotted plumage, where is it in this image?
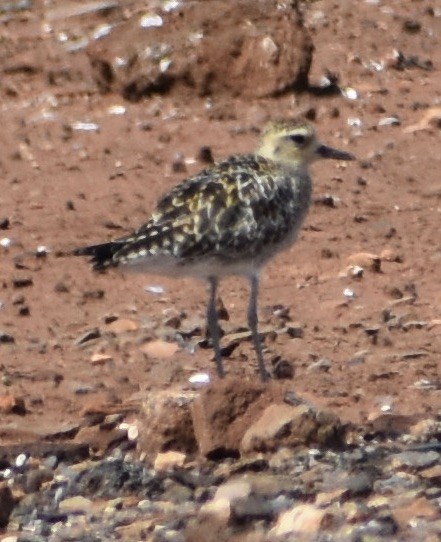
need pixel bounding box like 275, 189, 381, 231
74, 119, 354, 381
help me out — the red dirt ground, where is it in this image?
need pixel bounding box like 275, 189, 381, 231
0, 0, 440, 449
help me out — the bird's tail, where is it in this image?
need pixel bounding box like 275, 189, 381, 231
73, 242, 120, 271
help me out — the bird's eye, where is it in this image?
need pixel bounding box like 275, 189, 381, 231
288, 134, 307, 146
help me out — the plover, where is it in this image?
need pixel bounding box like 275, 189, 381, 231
74, 119, 354, 381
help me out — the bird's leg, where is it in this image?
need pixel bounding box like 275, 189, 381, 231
248, 274, 270, 382
207, 276, 225, 378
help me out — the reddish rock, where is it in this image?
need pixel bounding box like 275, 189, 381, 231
241, 403, 342, 453
0, 394, 26, 416
87, 0, 312, 100
138, 390, 198, 456
270, 504, 335, 537
191, 378, 267, 458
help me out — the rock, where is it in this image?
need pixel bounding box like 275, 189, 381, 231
74, 425, 128, 457
0, 482, 15, 528
58, 495, 93, 514
214, 479, 252, 503
420, 464, 441, 483
345, 472, 374, 497
75, 328, 101, 345
191, 378, 266, 458
231, 494, 275, 524
141, 339, 179, 358
138, 389, 198, 456
87, 0, 312, 101
0, 331, 15, 344
346, 252, 381, 272
106, 318, 139, 333
366, 413, 418, 436
270, 503, 334, 537
154, 451, 186, 471
199, 497, 231, 523
315, 488, 348, 506
241, 404, 341, 453
90, 352, 113, 365
0, 394, 26, 415
391, 450, 440, 470
392, 496, 439, 526
12, 276, 33, 288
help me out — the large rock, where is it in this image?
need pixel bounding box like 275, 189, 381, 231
241, 403, 342, 453
191, 378, 342, 458
87, 0, 313, 100
137, 389, 198, 456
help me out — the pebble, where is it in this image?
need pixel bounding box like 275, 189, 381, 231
270, 503, 333, 537
74, 328, 101, 345
154, 451, 186, 471
58, 495, 93, 513
392, 451, 440, 469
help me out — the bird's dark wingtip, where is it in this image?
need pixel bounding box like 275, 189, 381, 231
72, 242, 118, 271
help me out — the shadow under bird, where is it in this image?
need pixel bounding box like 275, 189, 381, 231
73, 119, 354, 382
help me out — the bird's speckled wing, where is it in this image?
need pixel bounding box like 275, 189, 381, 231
75, 154, 309, 270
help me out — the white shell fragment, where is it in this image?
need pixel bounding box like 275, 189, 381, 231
145, 285, 165, 295
71, 121, 100, 132
107, 105, 126, 115
93, 23, 113, 40
189, 372, 211, 388
0, 237, 12, 248
36, 245, 49, 256
378, 116, 400, 127
140, 13, 163, 28
15, 453, 28, 468
343, 287, 356, 299
347, 118, 362, 128
163, 0, 181, 12
341, 87, 358, 100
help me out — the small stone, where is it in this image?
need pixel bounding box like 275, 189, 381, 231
90, 352, 113, 365
308, 358, 332, 372
392, 451, 440, 469
231, 494, 275, 524
420, 464, 441, 483
75, 328, 101, 345
171, 152, 187, 173
54, 281, 70, 293
0, 217, 9, 230
12, 277, 33, 288
200, 497, 231, 523
197, 146, 214, 164
214, 479, 252, 503
403, 19, 421, 33
0, 394, 26, 415
270, 504, 334, 537
393, 496, 438, 526
154, 451, 186, 471
106, 318, 138, 333
347, 252, 381, 272
272, 357, 294, 379
345, 472, 373, 497
0, 332, 15, 344
315, 488, 348, 507
58, 495, 93, 513
141, 340, 179, 358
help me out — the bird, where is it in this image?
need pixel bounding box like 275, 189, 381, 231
73, 119, 354, 382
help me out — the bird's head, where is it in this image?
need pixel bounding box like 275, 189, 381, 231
256, 119, 355, 167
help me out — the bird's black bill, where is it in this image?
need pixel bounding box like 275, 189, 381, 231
316, 144, 355, 161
